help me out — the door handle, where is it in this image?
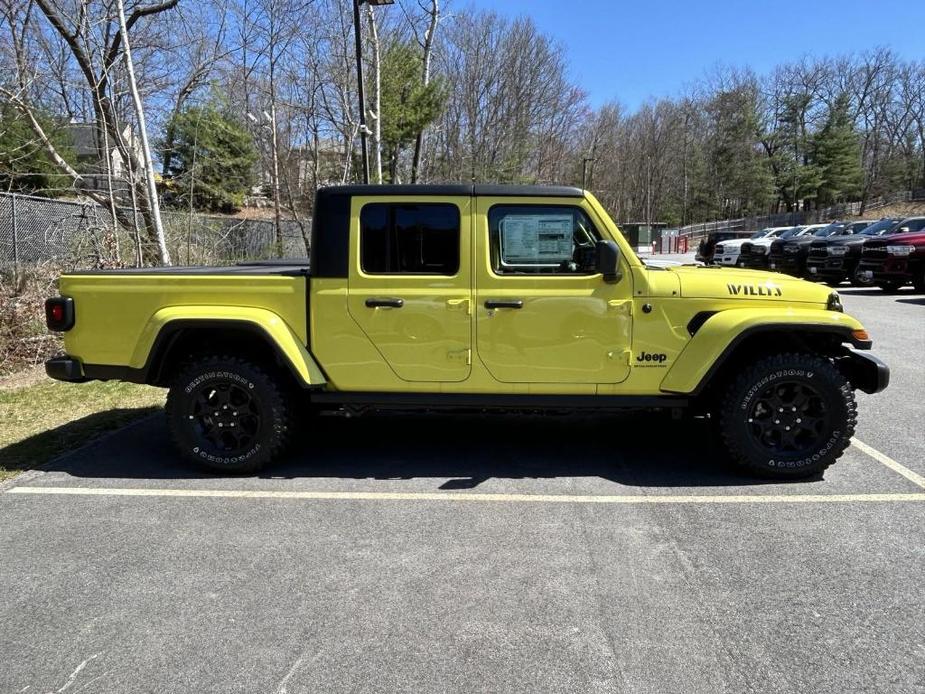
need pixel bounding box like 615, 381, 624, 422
365, 297, 404, 308
484, 299, 523, 310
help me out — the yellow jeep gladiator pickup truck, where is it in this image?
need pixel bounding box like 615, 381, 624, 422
44, 185, 888, 478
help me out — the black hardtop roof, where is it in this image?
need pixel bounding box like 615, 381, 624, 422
316, 184, 584, 199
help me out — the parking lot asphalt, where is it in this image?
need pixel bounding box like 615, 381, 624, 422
1, 277, 923, 693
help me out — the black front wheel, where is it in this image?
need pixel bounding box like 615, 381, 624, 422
719, 353, 857, 478
166, 355, 294, 473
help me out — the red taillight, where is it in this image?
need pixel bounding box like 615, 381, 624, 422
45, 297, 74, 331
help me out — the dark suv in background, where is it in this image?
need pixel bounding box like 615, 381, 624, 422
804, 219, 900, 286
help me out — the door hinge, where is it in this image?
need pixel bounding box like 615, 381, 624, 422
446, 298, 471, 315
447, 348, 471, 365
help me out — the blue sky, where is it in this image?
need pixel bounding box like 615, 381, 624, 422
464, 0, 925, 110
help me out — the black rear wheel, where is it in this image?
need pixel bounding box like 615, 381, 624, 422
719, 353, 856, 478
166, 355, 293, 473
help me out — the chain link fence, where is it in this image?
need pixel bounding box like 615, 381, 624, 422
0, 192, 310, 270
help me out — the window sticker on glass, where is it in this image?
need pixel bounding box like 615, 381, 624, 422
500, 214, 573, 265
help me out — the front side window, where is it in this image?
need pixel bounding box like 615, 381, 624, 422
360, 203, 460, 275
488, 205, 601, 275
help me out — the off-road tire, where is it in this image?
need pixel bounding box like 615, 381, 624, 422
850, 264, 872, 287
166, 355, 293, 474
719, 353, 856, 479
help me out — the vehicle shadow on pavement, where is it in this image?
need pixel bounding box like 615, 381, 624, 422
29, 411, 805, 489
1, 407, 162, 479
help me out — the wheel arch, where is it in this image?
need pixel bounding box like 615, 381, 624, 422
660, 308, 869, 398
133, 308, 326, 388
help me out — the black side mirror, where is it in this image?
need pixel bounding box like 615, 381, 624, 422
596, 240, 621, 283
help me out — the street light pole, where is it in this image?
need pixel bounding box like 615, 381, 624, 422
353, 0, 369, 185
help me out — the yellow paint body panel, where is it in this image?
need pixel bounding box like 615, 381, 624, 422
55, 190, 873, 398
59, 273, 325, 385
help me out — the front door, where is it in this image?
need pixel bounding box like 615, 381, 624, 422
474, 198, 633, 384
347, 196, 472, 382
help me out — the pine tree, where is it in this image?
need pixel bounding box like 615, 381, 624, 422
379, 41, 446, 183
812, 94, 862, 206
165, 101, 258, 213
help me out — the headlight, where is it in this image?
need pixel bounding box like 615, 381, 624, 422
754, 246, 767, 254
784, 246, 799, 254
826, 292, 843, 312
827, 246, 848, 256
886, 245, 914, 256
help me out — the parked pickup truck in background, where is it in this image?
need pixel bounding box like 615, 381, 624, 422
768, 223, 842, 277
713, 227, 793, 267
804, 218, 902, 286
856, 220, 925, 292
45, 185, 888, 479
738, 226, 805, 269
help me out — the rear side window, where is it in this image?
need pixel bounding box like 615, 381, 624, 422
360, 203, 460, 275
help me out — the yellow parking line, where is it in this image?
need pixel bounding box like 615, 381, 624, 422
6, 486, 925, 504
852, 438, 925, 490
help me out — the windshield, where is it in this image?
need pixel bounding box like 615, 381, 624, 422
778, 227, 800, 239
893, 218, 925, 234
750, 230, 768, 239
860, 219, 899, 236
813, 224, 843, 237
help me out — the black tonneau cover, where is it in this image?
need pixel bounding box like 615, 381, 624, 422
66, 260, 310, 276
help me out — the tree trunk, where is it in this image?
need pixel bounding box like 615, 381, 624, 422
116, 0, 171, 265
366, 4, 383, 184
410, 0, 439, 183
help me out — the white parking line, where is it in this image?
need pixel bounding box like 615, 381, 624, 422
852, 438, 925, 490
6, 486, 925, 504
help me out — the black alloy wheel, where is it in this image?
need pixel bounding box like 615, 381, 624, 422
719, 352, 856, 478
166, 355, 293, 473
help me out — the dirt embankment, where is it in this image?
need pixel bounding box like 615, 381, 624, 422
848, 202, 925, 221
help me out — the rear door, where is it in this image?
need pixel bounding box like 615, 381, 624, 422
346, 195, 472, 382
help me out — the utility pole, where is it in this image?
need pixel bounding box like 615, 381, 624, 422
352, 0, 369, 184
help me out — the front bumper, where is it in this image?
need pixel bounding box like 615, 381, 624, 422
768, 253, 804, 276
838, 350, 890, 394
856, 257, 912, 284
715, 253, 741, 266
805, 256, 851, 280
739, 254, 769, 269
45, 356, 88, 382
